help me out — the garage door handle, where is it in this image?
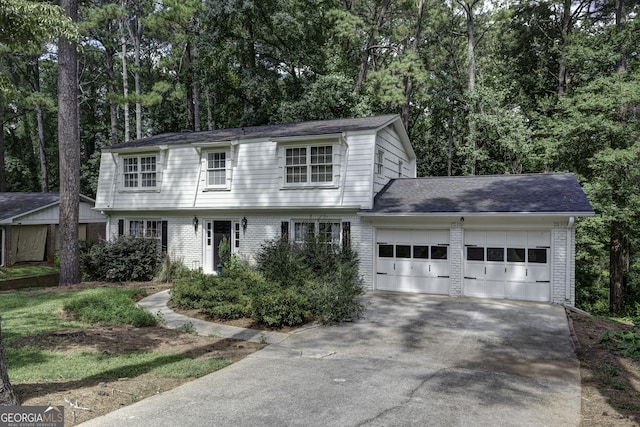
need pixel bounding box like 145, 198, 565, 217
437, 275, 449, 278
535, 280, 550, 283
377, 272, 388, 275
464, 276, 477, 280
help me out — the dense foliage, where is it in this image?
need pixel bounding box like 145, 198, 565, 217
171, 238, 363, 327
2, 0, 640, 312
79, 236, 162, 282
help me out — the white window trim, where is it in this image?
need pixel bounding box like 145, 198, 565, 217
291, 219, 342, 246
202, 147, 234, 191
119, 152, 162, 192
375, 148, 384, 176
277, 140, 341, 189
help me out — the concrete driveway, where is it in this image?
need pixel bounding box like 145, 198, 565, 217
81, 292, 580, 427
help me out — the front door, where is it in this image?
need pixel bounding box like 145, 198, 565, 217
204, 220, 232, 273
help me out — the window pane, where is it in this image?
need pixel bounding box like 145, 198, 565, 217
140, 156, 156, 172
141, 172, 156, 187
319, 222, 340, 245
528, 248, 547, 264
208, 170, 226, 186
286, 166, 307, 183
286, 147, 306, 165
467, 247, 484, 261
507, 248, 525, 262
379, 244, 393, 258
294, 222, 314, 243
310, 146, 332, 164
311, 165, 332, 182
487, 247, 504, 262
396, 245, 411, 258
129, 220, 144, 237
431, 246, 447, 260
413, 245, 429, 259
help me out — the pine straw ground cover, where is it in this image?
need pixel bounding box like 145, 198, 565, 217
3, 282, 640, 425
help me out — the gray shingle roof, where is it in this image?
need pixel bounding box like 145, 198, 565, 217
105, 115, 400, 150
365, 173, 594, 215
0, 193, 95, 223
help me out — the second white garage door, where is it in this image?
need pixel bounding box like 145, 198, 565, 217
464, 230, 551, 302
376, 229, 450, 294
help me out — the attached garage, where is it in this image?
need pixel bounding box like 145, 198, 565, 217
376, 229, 449, 294
464, 230, 551, 301
361, 173, 594, 305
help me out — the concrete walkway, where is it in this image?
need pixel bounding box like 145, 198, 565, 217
81, 292, 581, 427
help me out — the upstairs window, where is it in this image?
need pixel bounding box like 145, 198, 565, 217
375, 149, 384, 175
123, 155, 157, 189
207, 152, 227, 187
285, 145, 333, 185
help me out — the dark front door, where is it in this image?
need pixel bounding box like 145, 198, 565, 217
213, 221, 232, 270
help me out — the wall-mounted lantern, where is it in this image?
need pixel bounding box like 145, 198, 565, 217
193, 216, 199, 233
241, 216, 248, 232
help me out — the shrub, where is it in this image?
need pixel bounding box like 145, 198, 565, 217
255, 238, 310, 286
80, 236, 162, 282
63, 288, 157, 327
251, 285, 312, 327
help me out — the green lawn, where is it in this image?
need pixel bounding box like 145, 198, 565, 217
0, 287, 229, 383
0, 265, 59, 279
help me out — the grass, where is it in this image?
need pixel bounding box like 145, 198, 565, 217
0, 287, 230, 385
0, 265, 59, 279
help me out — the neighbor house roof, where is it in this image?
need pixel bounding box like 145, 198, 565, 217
361, 173, 594, 216
0, 193, 96, 224
103, 114, 409, 152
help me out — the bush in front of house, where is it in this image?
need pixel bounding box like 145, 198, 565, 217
171, 236, 364, 328
80, 236, 162, 282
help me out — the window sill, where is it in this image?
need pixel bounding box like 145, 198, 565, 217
119, 189, 160, 193
202, 187, 231, 192
280, 184, 339, 190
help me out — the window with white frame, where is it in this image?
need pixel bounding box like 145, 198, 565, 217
123, 155, 157, 189
285, 145, 333, 185
292, 220, 342, 246
128, 219, 162, 239
375, 149, 384, 175
207, 151, 227, 187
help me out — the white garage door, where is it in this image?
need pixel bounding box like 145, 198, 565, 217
376, 229, 450, 294
464, 230, 551, 302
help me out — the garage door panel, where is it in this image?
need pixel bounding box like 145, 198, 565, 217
527, 283, 551, 301
485, 281, 506, 298
506, 282, 527, 299
506, 265, 527, 282
376, 273, 394, 291
413, 259, 430, 276
426, 277, 450, 294
528, 265, 549, 282
465, 262, 484, 279
464, 279, 484, 297
431, 260, 449, 278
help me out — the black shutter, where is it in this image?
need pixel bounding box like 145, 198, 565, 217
342, 221, 351, 250
118, 219, 124, 236
281, 221, 289, 241
161, 221, 168, 253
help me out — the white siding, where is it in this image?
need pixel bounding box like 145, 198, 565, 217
95, 127, 411, 211
372, 127, 415, 199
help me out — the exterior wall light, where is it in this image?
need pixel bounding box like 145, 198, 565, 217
193, 216, 199, 233
241, 216, 248, 232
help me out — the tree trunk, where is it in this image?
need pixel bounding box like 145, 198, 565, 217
105, 49, 119, 145
58, 0, 81, 286
32, 58, 48, 192
402, 0, 425, 130
557, 0, 571, 96
185, 40, 194, 130
120, 5, 130, 143
192, 43, 200, 132
0, 106, 6, 192
0, 317, 20, 406
131, 11, 143, 140
609, 220, 626, 312
353, 0, 390, 95
615, 0, 626, 74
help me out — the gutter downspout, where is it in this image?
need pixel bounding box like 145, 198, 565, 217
565, 216, 575, 303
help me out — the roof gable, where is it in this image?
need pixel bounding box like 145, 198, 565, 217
365, 173, 594, 215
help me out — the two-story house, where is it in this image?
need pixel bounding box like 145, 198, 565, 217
95, 114, 593, 305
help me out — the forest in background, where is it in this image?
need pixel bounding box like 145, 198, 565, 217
0, 0, 639, 314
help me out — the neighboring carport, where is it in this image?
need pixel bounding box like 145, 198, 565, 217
360, 173, 594, 305
0, 192, 106, 267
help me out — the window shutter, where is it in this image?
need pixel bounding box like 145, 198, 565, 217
161, 221, 168, 253
342, 221, 351, 250
118, 219, 124, 236
281, 221, 289, 241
